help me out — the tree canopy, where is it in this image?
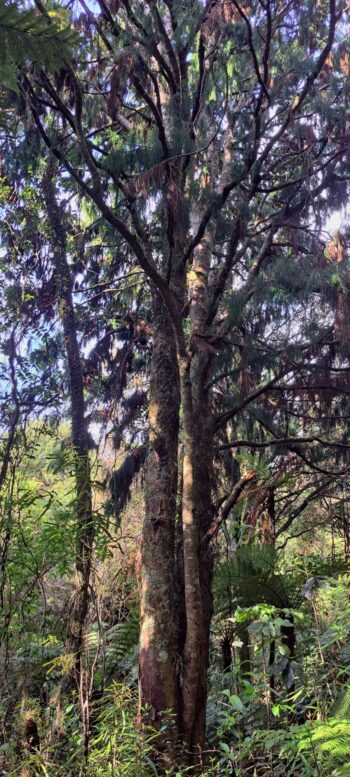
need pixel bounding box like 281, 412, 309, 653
1, 1, 350, 775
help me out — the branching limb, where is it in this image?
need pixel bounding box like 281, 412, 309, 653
201, 471, 256, 546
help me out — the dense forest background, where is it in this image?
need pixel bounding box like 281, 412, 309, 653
1, 0, 350, 774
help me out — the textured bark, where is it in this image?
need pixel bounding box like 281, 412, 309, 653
140, 294, 181, 743
180, 135, 236, 756
175, 457, 186, 657
140, 135, 232, 760
181, 137, 236, 755
191, 380, 214, 755
179, 353, 203, 753
343, 506, 350, 560
43, 170, 93, 685
180, 221, 216, 758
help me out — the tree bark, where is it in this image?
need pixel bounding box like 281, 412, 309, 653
178, 353, 204, 755
140, 293, 181, 747
180, 222, 216, 759
191, 382, 214, 756
178, 378, 214, 762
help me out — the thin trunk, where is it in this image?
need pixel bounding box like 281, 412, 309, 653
180, 220, 216, 757
281, 611, 296, 694
181, 138, 234, 753
42, 169, 93, 698
191, 366, 214, 754
222, 630, 233, 673
176, 454, 186, 658
179, 130, 235, 756
179, 368, 214, 758
269, 639, 276, 701
264, 486, 276, 544
178, 353, 203, 754
240, 628, 251, 680
343, 503, 350, 560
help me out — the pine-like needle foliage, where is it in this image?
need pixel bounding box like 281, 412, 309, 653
0, 0, 75, 88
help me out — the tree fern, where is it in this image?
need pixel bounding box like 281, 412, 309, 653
214, 544, 298, 612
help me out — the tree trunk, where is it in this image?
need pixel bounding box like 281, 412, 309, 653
281, 612, 296, 694
179, 354, 203, 756
139, 293, 181, 747
240, 628, 251, 680
191, 361, 214, 755
180, 222, 216, 759
42, 169, 93, 693
269, 638, 276, 701
178, 360, 214, 761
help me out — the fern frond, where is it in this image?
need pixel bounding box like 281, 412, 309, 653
105, 611, 140, 664
333, 765, 350, 777
312, 719, 350, 758
214, 544, 295, 611
332, 686, 350, 720
86, 611, 140, 682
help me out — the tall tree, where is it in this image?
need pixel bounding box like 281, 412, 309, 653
41, 168, 94, 744
6, 0, 350, 763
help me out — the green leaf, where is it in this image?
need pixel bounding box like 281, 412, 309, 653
229, 694, 245, 712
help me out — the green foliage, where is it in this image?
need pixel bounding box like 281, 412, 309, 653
0, 0, 75, 90
86, 684, 160, 777
214, 543, 299, 614
87, 609, 140, 686
1, 0, 350, 773
209, 563, 350, 777
332, 686, 350, 720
